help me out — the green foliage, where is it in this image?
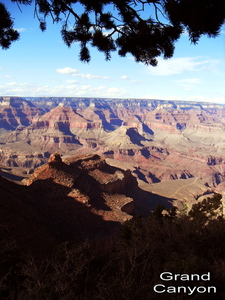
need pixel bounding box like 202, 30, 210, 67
189, 193, 222, 222
179, 202, 188, 216
2, 0, 225, 64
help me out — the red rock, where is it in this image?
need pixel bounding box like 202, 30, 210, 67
2, 99, 225, 193
0, 96, 44, 135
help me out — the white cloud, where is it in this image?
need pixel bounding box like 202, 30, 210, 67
0, 82, 128, 98
65, 79, 78, 84
5, 82, 17, 86
56, 67, 79, 75
81, 85, 91, 90
84, 74, 99, 79
5, 82, 29, 86
105, 87, 127, 97
10, 88, 26, 93
72, 73, 109, 79
96, 86, 105, 90
173, 78, 202, 90
120, 75, 139, 84
146, 57, 219, 76
107, 87, 120, 93
102, 29, 115, 36
0, 75, 12, 78
15, 28, 27, 32
121, 75, 129, 80
1, 80, 223, 103
56, 67, 109, 80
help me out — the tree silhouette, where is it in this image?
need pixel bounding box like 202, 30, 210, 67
0, 2, 19, 49
1, 0, 225, 65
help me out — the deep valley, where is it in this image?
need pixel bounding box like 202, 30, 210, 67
2, 96, 225, 299
1, 96, 225, 210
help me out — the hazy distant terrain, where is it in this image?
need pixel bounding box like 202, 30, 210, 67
1, 96, 225, 207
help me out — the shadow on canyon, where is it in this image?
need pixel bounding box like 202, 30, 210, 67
0, 175, 121, 254
129, 186, 174, 217
0, 168, 25, 182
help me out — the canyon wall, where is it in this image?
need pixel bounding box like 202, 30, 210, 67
1, 97, 225, 192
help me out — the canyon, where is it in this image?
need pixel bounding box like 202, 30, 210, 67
1, 96, 225, 211
1, 96, 225, 300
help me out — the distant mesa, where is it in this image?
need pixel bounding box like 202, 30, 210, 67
0, 96, 44, 137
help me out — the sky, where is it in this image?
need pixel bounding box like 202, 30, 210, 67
0, 1, 225, 103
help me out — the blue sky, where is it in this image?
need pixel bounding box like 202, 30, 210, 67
0, 1, 225, 103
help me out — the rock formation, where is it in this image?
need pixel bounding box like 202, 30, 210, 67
0, 96, 44, 137
0, 152, 139, 253
1, 97, 225, 195
27, 152, 136, 222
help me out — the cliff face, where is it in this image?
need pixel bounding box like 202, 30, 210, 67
0, 145, 50, 172
27, 153, 137, 222
1, 97, 225, 192
0, 152, 139, 253
5, 104, 109, 152
0, 97, 44, 136
0, 174, 64, 253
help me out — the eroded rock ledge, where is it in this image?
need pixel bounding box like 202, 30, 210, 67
27, 152, 137, 223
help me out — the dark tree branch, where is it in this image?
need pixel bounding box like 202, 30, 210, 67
1, 0, 225, 64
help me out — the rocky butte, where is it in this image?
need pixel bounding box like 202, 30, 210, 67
0, 152, 139, 253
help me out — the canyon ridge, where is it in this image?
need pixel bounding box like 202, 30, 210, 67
1, 96, 225, 211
